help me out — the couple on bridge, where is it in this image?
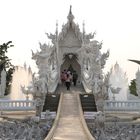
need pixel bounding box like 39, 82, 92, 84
61, 69, 78, 90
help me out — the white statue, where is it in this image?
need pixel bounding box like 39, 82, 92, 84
38, 76, 48, 94
94, 111, 105, 129
32, 38, 59, 93
46, 33, 56, 44
100, 50, 109, 68
35, 97, 43, 116
0, 69, 6, 97
94, 111, 107, 140
92, 75, 102, 94
32, 73, 48, 95
102, 72, 111, 99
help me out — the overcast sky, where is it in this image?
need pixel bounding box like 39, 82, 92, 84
0, 0, 140, 83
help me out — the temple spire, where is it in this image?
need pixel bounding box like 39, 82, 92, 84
55, 20, 58, 40
83, 20, 85, 33
82, 20, 85, 42
83, 20, 85, 34
70, 5, 72, 14
67, 5, 74, 23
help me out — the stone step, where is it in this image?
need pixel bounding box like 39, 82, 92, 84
43, 94, 60, 112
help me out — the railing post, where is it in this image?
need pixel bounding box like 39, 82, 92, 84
0, 100, 36, 111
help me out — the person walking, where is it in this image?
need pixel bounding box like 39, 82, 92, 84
60, 71, 65, 85
65, 72, 72, 90
72, 71, 78, 86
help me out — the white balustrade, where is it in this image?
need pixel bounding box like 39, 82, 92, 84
104, 100, 140, 112
0, 100, 36, 111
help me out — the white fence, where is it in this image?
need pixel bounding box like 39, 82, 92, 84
104, 100, 140, 112
1, 99, 140, 112
0, 100, 36, 111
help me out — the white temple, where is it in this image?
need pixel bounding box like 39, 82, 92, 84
1, 6, 140, 140
31, 6, 109, 96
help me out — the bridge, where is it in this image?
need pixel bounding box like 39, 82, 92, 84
45, 86, 95, 140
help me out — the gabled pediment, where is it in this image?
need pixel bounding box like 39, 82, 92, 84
58, 6, 82, 47
59, 27, 81, 47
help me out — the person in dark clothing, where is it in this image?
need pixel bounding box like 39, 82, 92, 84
65, 73, 72, 90
61, 71, 65, 85
72, 71, 78, 86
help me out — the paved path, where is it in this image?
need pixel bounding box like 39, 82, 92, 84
52, 92, 89, 140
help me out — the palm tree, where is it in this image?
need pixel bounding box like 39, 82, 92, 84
128, 59, 140, 96
128, 59, 140, 65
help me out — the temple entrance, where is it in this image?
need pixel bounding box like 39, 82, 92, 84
60, 53, 81, 84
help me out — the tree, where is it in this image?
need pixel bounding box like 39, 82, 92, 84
0, 41, 15, 95
129, 79, 138, 96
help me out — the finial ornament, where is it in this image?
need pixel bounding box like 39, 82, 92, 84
70, 5, 72, 14
67, 5, 74, 22
56, 20, 58, 28
56, 20, 58, 37
83, 20, 85, 34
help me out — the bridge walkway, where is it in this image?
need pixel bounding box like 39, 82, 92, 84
50, 85, 92, 140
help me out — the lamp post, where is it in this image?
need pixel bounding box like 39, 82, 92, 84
110, 87, 121, 100
21, 83, 33, 100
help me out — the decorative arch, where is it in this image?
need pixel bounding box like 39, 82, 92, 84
60, 53, 81, 83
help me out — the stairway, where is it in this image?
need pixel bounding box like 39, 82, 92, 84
43, 94, 60, 112
44, 85, 96, 140
80, 94, 97, 112
43, 85, 62, 112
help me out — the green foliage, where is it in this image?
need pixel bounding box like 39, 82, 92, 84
129, 79, 138, 96
0, 41, 15, 95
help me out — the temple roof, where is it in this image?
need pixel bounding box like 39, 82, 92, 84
58, 6, 82, 42
46, 6, 95, 44
67, 5, 74, 23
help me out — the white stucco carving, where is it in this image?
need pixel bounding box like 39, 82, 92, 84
32, 41, 59, 93
58, 7, 82, 43
30, 6, 109, 112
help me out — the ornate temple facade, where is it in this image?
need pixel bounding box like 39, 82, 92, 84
31, 6, 109, 97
